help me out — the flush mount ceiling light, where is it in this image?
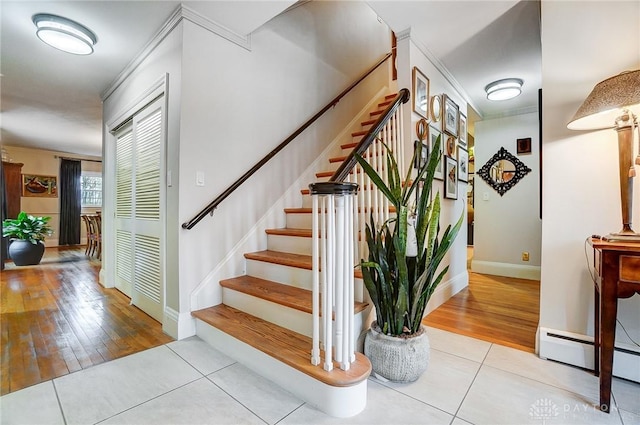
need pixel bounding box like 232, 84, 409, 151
485, 78, 523, 101
32, 13, 97, 55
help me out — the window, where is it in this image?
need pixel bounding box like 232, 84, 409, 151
81, 172, 102, 207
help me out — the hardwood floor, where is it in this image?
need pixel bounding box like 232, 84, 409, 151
424, 271, 540, 353
0, 246, 173, 395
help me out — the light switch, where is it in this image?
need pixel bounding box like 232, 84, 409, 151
483, 192, 489, 201
196, 171, 205, 186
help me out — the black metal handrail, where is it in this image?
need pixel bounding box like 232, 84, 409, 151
329, 88, 410, 182
182, 52, 392, 230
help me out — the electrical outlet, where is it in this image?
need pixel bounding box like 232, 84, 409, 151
522, 251, 530, 262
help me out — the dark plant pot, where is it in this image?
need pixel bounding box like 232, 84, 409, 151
8, 240, 45, 266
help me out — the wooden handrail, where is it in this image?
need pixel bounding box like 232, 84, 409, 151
329, 88, 410, 182
182, 52, 392, 230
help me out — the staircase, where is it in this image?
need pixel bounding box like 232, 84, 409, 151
192, 94, 399, 418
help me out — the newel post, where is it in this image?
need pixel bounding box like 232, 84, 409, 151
309, 181, 359, 371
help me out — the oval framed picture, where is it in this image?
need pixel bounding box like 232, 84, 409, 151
416, 118, 428, 140
430, 94, 442, 123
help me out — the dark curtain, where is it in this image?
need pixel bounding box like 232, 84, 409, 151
1, 160, 7, 269
59, 159, 81, 245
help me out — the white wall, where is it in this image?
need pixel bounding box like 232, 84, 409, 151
472, 113, 541, 280
176, 2, 390, 335
540, 0, 640, 373
396, 34, 469, 312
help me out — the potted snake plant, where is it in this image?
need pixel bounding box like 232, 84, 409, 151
354, 135, 463, 382
2, 211, 52, 265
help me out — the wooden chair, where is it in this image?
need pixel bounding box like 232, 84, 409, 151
81, 215, 95, 256
89, 214, 102, 260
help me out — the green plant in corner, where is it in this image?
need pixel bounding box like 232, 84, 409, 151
2, 211, 52, 244
355, 135, 463, 336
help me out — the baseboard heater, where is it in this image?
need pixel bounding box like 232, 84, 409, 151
539, 327, 640, 383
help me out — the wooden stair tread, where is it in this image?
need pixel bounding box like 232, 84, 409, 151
265, 228, 312, 238
220, 275, 368, 314
341, 142, 358, 150
351, 130, 367, 137
361, 118, 376, 126
316, 169, 361, 178
245, 250, 313, 269
192, 305, 371, 387
244, 250, 367, 277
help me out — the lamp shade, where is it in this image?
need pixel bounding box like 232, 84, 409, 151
567, 70, 640, 130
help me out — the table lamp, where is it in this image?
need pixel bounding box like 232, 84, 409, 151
567, 70, 640, 241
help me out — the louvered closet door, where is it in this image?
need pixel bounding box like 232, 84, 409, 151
114, 97, 165, 322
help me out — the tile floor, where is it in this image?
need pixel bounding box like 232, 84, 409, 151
1, 327, 638, 425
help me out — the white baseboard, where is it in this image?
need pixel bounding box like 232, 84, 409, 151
163, 306, 196, 340
471, 260, 541, 280
424, 271, 468, 316
538, 327, 640, 383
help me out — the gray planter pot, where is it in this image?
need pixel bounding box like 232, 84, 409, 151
8, 240, 45, 266
364, 322, 430, 383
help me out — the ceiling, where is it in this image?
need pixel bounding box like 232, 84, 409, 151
0, 0, 541, 158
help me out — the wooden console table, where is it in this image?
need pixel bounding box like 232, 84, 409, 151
589, 238, 640, 413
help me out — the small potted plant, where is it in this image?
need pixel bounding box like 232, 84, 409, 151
2, 211, 52, 265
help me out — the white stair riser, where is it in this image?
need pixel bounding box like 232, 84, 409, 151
286, 211, 313, 229
245, 258, 364, 302
222, 288, 312, 337
246, 258, 314, 290
301, 195, 313, 209
222, 288, 367, 346
267, 234, 312, 255
195, 321, 368, 418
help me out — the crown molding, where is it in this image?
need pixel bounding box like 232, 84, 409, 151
482, 105, 539, 121
395, 27, 411, 41
181, 5, 251, 51
101, 6, 183, 101
102, 5, 251, 101
407, 32, 483, 118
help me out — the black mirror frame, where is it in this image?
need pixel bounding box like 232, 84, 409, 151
477, 147, 531, 196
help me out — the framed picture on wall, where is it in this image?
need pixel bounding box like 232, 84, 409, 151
446, 136, 457, 160
412, 67, 429, 119
444, 156, 458, 199
443, 94, 459, 137
459, 113, 468, 148
429, 125, 444, 180
22, 174, 57, 197
517, 137, 532, 154
414, 140, 429, 171
458, 146, 469, 183
430, 94, 442, 123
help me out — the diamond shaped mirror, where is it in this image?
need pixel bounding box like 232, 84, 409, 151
477, 147, 531, 196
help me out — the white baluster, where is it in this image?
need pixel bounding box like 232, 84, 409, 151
311, 194, 320, 366
335, 195, 344, 364
324, 195, 334, 372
